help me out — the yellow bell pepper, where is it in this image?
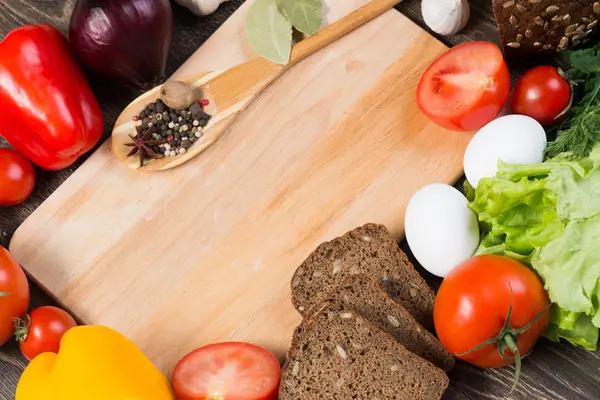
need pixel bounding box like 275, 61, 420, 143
16, 325, 174, 400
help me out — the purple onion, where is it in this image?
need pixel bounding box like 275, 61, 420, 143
69, 0, 173, 89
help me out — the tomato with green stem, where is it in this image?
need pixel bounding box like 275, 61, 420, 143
14, 306, 77, 361
434, 255, 550, 391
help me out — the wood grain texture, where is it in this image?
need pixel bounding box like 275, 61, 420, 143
0, 1, 598, 400
11, 0, 473, 378
113, 0, 405, 171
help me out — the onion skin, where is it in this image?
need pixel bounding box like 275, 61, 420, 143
68, 0, 173, 89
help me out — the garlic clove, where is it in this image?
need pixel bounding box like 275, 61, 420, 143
422, 0, 470, 36
175, 0, 229, 17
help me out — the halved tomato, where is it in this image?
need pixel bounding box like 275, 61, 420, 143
417, 41, 510, 132
172, 342, 281, 400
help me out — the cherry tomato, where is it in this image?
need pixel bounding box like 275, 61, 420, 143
417, 41, 510, 132
511, 66, 572, 126
173, 342, 281, 400
0, 148, 35, 206
0, 246, 29, 347
15, 306, 77, 361
434, 255, 550, 369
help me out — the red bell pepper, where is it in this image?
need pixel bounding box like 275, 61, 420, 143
0, 25, 103, 170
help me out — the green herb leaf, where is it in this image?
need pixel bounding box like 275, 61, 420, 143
546, 73, 600, 159
246, 0, 293, 65
0, 292, 11, 297
569, 49, 600, 74
278, 0, 323, 35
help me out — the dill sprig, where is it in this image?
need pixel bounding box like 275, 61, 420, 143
546, 43, 600, 159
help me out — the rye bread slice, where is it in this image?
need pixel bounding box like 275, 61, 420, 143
334, 274, 453, 371
291, 223, 435, 329
280, 301, 449, 400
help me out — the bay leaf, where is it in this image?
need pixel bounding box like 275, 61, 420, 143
246, 0, 293, 65
278, 0, 323, 35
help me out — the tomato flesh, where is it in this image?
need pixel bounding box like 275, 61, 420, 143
434, 255, 550, 368
173, 342, 281, 400
417, 42, 510, 131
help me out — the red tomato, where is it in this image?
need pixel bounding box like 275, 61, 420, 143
0, 148, 35, 206
417, 41, 510, 131
172, 342, 281, 400
434, 255, 550, 369
0, 246, 29, 347
15, 306, 77, 361
511, 66, 572, 126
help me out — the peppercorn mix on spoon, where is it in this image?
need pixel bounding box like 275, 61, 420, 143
111, 0, 404, 171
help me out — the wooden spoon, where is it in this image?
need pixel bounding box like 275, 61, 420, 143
112, 0, 403, 171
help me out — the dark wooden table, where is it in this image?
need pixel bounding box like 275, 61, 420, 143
0, 1, 599, 399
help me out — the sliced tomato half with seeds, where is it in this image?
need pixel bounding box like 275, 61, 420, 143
172, 342, 281, 400
417, 41, 510, 132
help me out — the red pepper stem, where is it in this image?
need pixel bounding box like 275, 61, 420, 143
503, 334, 521, 393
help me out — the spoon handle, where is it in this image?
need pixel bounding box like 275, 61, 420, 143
289, 0, 404, 67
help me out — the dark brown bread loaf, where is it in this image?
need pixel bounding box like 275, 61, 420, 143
492, 0, 600, 56
280, 301, 449, 400
291, 223, 435, 330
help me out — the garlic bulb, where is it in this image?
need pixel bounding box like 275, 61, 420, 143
422, 0, 470, 36
175, 0, 229, 16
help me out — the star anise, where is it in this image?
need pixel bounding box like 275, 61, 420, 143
125, 127, 166, 167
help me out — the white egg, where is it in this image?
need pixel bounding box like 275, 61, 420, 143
405, 184, 480, 278
464, 115, 547, 188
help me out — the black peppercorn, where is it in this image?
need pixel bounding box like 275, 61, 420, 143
189, 103, 202, 116
155, 102, 166, 113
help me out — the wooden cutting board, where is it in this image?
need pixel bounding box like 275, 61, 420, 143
10, 0, 472, 373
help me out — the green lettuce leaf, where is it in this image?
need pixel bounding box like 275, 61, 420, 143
544, 305, 598, 351
471, 173, 562, 255
533, 216, 600, 323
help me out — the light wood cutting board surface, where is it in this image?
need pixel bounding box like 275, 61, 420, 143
10, 0, 472, 373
